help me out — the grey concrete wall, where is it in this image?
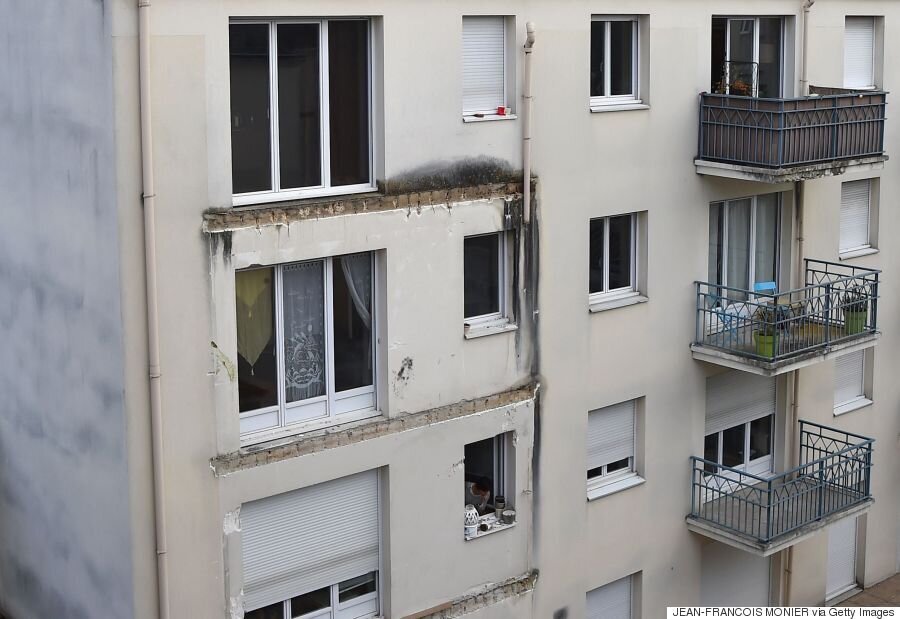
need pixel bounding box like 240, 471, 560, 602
0, 2, 135, 618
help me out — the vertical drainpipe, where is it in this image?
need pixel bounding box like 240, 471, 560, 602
138, 1, 171, 617
523, 22, 536, 226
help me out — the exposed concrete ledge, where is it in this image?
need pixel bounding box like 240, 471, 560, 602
694, 155, 888, 183
203, 182, 524, 233
690, 333, 880, 376
210, 383, 537, 476
401, 570, 538, 619
686, 499, 874, 557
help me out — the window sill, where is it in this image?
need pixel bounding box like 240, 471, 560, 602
590, 102, 649, 113
587, 473, 645, 501
588, 294, 648, 313
464, 319, 518, 339
839, 247, 878, 260
239, 408, 381, 449
465, 513, 516, 541
834, 397, 873, 417
232, 184, 378, 207
462, 113, 517, 123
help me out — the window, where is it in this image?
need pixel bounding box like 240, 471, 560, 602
586, 574, 635, 619
586, 400, 642, 499
464, 232, 511, 329
241, 470, 380, 618
834, 350, 871, 413
708, 194, 780, 297
589, 214, 637, 302
462, 16, 510, 116
840, 180, 872, 254
464, 433, 514, 539
229, 19, 372, 204
711, 17, 784, 97
705, 372, 775, 477
235, 253, 377, 439
590, 16, 639, 106
844, 17, 876, 89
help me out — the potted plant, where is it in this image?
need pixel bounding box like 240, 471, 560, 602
842, 288, 869, 335
753, 305, 779, 358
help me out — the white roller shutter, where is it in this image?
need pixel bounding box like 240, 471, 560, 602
844, 17, 875, 89
834, 351, 866, 408
840, 180, 871, 252
706, 372, 776, 436
462, 16, 506, 113
586, 400, 635, 470
241, 470, 379, 611
827, 517, 858, 599
586, 575, 632, 619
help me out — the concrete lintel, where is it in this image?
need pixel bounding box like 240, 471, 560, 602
694, 156, 888, 184
401, 570, 538, 619
690, 334, 880, 376
686, 500, 874, 557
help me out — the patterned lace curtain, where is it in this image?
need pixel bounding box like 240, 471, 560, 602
282, 261, 326, 403
340, 253, 372, 329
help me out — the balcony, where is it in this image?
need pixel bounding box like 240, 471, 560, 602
692, 260, 880, 376
695, 89, 888, 183
687, 421, 874, 556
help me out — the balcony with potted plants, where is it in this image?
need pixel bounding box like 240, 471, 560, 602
692, 260, 881, 376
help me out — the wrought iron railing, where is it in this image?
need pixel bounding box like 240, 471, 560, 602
698, 90, 887, 168
694, 259, 880, 364
690, 420, 874, 544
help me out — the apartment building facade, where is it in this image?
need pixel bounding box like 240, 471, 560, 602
0, 1, 898, 618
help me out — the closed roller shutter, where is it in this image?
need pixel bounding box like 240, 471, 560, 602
827, 517, 858, 599
586, 575, 632, 619
840, 180, 871, 252
462, 16, 505, 113
706, 372, 776, 435
844, 17, 875, 89
834, 350, 865, 408
241, 470, 379, 611
586, 400, 635, 470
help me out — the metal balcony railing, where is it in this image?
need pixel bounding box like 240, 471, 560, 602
698, 90, 887, 168
690, 421, 874, 544
694, 260, 880, 364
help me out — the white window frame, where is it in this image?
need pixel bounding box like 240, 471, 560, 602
720, 17, 785, 98
590, 16, 640, 107
834, 350, 872, 415
589, 213, 638, 304
712, 194, 782, 293
251, 572, 379, 619
463, 232, 511, 328
839, 179, 872, 255
461, 16, 508, 117
238, 256, 379, 443
464, 433, 516, 540
705, 413, 774, 478
844, 16, 877, 90
230, 18, 375, 206
586, 401, 644, 500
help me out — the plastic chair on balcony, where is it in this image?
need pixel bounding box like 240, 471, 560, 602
753, 281, 777, 296
708, 293, 750, 349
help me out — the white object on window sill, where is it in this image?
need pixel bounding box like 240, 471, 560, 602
232, 184, 376, 207
586, 473, 645, 501
464, 319, 518, 339
464, 513, 516, 540
590, 102, 649, 113
589, 294, 648, 313
834, 397, 873, 417
462, 113, 518, 123
839, 246, 878, 260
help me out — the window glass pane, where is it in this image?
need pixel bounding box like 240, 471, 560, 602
758, 18, 783, 98
291, 587, 331, 617
722, 424, 746, 467
606, 457, 630, 473
246, 601, 284, 619
610, 21, 634, 96
464, 234, 501, 318
728, 19, 756, 95
755, 194, 779, 288
590, 21, 606, 97
230, 23, 272, 194
329, 20, 370, 186
726, 199, 751, 295
236, 268, 278, 412
608, 214, 633, 290
589, 218, 605, 294
332, 253, 374, 392
709, 203, 723, 288
277, 23, 322, 190
704, 433, 720, 473
465, 437, 496, 513
587, 466, 603, 479
711, 18, 727, 92
749, 415, 773, 460
339, 572, 377, 603
283, 261, 326, 403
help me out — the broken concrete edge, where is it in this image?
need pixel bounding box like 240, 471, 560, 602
401, 570, 539, 619
694, 155, 888, 183
203, 182, 532, 234
210, 382, 539, 476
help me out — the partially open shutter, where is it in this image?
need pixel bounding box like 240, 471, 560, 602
840, 180, 870, 252
586, 400, 635, 470
827, 517, 858, 599
586, 575, 632, 619
241, 470, 379, 611
462, 16, 505, 113
844, 17, 875, 89
834, 350, 865, 407
706, 372, 775, 435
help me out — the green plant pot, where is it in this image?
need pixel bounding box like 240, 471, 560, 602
753, 332, 779, 358
844, 310, 868, 335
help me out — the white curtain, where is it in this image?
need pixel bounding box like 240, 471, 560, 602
340, 253, 372, 329
754, 194, 779, 286
726, 199, 751, 295
283, 261, 326, 403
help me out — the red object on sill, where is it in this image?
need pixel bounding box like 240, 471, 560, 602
497, 106, 507, 115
